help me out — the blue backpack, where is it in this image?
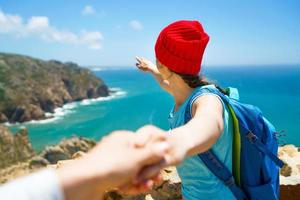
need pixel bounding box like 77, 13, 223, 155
184, 86, 284, 200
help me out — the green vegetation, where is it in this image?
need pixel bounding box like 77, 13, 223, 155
0, 52, 109, 123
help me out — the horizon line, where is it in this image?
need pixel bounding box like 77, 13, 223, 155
1, 51, 299, 69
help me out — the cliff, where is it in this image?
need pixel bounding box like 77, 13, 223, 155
0, 52, 109, 123
0, 125, 95, 183
0, 126, 35, 169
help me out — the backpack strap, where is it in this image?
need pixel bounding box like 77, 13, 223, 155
198, 87, 284, 168
184, 87, 248, 200
198, 151, 248, 200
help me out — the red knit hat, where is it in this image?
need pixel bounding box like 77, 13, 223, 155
155, 20, 209, 75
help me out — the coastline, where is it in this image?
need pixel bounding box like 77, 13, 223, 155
2, 87, 126, 126
0, 53, 111, 124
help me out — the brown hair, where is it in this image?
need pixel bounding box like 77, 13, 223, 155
174, 72, 228, 95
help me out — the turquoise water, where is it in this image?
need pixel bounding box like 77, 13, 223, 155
8, 66, 300, 151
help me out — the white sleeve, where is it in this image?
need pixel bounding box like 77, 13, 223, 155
0, 169, 64, 200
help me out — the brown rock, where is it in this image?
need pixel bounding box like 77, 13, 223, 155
280, 145, 298, 157
40, 136, 95, 164
281, 164, 293, 177
0, 126, 35, 169
29, 104, 45, 120
29, 156, 50, 169
0, 113, 8, 123
72, 151, 86, 159
149, 167, 182, 200
40, 146, 70, 164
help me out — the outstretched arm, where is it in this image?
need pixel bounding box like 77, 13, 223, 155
165, 94, 224, 165
135, 57, 171, 92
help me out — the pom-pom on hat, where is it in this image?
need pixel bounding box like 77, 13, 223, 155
155, 20, 209, 75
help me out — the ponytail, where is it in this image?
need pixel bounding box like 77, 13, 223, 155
175, 73, 228, 95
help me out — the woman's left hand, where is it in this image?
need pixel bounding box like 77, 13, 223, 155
135, 56, 159, 74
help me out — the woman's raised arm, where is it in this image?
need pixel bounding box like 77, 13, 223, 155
135, 56, 171, 92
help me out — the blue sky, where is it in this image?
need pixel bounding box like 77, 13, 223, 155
0, 0, 299, 67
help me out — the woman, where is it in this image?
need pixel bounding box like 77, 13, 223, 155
136, 20, 237, 199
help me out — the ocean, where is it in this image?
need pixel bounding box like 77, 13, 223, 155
7, 65, 300, 151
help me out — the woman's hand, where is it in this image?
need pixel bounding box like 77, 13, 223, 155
135, 56, 159, 74
135, 56, 172, 93
133, 126, 188, 180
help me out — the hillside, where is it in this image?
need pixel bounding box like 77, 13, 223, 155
0, 53, 109, 123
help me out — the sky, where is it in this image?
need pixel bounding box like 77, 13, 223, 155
0, 0, 299, 67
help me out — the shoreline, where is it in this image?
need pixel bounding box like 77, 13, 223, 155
2, 87, 126, 127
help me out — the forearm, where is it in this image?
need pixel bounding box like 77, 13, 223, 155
150, 70, 171, 92
57, 157, 108, 200
169, 115, 222, 157
0, 169, 64, 200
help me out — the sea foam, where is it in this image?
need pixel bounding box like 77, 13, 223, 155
5, 87, 127, 125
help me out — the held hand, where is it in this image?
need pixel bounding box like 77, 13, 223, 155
134, 126, 188, 180
57, 130, 170, 200
119, 126, 168, 194
135, 56, 159, 74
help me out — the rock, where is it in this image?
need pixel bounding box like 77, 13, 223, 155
0, 129, 96, 183
279, 145, 300, 176
0, 126, 35, 169
39, 99, 56, 113
29, 104, 45, 120
149, 167, 182, 200
0, 113, 7, 123
97, 85, 110, 96
56, 160, 74, 168
10, 107, 27, 123
40, 146, 69, 164
279, 145, 300, 199
72, 151, 86, 159
281, 164, 293, 177
40, 136, 96, 164
280, 145, 298, 157
29, 156, 50, 168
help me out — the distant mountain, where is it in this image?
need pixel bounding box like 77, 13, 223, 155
0, 53, 109, 123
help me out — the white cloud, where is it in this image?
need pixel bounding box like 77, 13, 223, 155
0, 10, 103, 49
27, 16, 49, 32
0, 11, 23, 34
82, 5, 96, 16
80, 31, 103, 49
129, 20, 143, 31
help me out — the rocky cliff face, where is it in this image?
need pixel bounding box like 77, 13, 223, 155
0, 53, 109, 123
0, 126, 35, 169
0, 125, 95, 183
